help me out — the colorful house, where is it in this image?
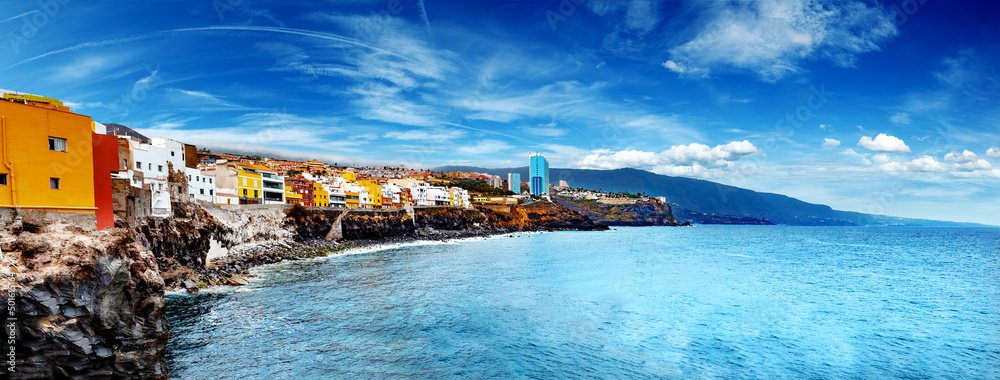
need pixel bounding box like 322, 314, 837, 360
358, 179, 383, 209
313, 182, 329, 207
285, 175, 314, 206
235, 163, 263, 204
284, 185, 302, 205
0, 91, 117, 229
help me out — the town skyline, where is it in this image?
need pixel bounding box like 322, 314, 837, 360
1, 0, 997, 224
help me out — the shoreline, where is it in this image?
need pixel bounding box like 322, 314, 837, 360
172, 229, 547, 293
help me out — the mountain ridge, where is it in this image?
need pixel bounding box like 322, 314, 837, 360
435, 166, 991, 227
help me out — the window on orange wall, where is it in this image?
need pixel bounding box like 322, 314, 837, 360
0, 173, 7, 186
50, 178, 61, 189
48, 137, 67, 152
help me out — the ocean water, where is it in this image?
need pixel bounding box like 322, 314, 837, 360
165, 226, 1000, 379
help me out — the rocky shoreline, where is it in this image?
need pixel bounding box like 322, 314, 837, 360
182, 228, 523, 292
0, 201, 605, 378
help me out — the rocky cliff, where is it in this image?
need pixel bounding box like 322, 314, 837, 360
1, 219, 168, 379
552, 197, 688, 227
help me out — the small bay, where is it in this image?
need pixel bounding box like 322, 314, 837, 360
166, 226, 1000, 379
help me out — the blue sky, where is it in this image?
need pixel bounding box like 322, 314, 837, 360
1, 0, 998, 224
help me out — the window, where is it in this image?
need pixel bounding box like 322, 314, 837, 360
48, 137, 67, 152
171, 151, 175, 157
209, 189, 213, 196
123, 159, 128, 168
148, 163, 152, 171
254, 190, 258, 198
50, 178, 60, 189
0, 173, 7, 186
158, 165, 163, 172
243, 189, 247, 196
136, 161, 142, 169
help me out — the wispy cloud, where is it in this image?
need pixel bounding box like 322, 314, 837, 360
165, 89, 255, 111
0, 10, 39, 25
575, 140, 759, 178
668, 0, 898, 81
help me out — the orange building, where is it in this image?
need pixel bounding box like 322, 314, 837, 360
0, 92, 117, 229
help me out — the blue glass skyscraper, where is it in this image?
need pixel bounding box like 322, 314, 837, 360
507, 172, 520, 194
529, 153, 549, 196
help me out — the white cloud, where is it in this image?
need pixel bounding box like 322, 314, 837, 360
987, 147, 1000, 158
821, 138, 841, 149
455, 139, 514, 155
890, 112, 911, 125
662, 60, 710, 77
943, 150, 978, 163
858, 133, 911, 153
819, 124, 830, 130
869, 153, 1000, 178
667, 0, 898, 81
620, 114, 705, 143
383, 129, 465, 141
574, 140, 758, 178
455, 81, 599, 123
165, 89, 252, 111
519, 125, 567, 138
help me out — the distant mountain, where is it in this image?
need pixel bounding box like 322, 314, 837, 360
436, 166, 988, 227
103, 123, 150, 142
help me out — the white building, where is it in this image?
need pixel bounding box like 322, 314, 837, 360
128, 140, 171, 217
449, 187, 470, 207
487, 175, 503, 188
150, 137, 187, 174
258, 166, 286, 205
328, 185, 347, 208
383, 183, 402, 207
426, 186, 451, 206
186, 167, 216, 203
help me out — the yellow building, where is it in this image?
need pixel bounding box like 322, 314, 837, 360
338, 172, 357, 183
0, 94, 97, 213
345, 189, 359, 209
358, 179, 382, 209
284, 185, 302, 205
313, 182, 329, 207
235, 163, 263, 204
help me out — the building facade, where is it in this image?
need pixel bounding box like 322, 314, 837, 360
507, 172, 520, 194
529, 153, 549, 196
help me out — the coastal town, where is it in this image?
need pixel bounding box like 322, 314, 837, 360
0, 89, 572, 229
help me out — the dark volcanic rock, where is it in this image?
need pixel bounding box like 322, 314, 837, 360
553, 197, 686, 227
2, 228, 168, 379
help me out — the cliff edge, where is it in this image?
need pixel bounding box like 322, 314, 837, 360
1, 217, 168, 379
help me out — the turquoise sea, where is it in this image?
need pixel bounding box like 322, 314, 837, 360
165, 226, 1000, 379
